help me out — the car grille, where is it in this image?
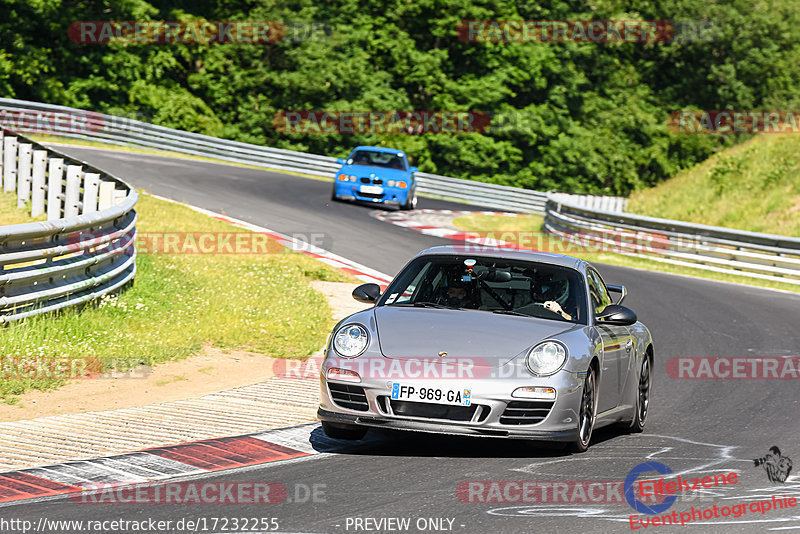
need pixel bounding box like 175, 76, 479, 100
329, 383, 369, 412
372, 178, 383, 185
499, 400, 555, 425
360, 177, 370, 183
387, 399, 488, 422
357, 191, 384, 199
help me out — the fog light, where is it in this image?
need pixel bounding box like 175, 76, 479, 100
327, 368, 361, 382
512, 386, 556, 400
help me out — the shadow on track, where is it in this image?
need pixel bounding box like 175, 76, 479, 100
309, 424, 627, 459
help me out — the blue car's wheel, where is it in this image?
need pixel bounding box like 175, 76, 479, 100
330, 183, 340, 202
400, 188, 417, 210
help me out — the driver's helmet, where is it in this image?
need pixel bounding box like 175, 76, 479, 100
441, 275, 477, 308
539, 271, 570, 305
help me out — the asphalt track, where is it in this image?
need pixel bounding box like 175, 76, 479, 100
7, 146, 800, 533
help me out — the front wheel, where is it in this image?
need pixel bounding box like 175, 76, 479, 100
400, 189, 417, 210
570, 368, 597, 453
330, 183, 339, 202
321, 421, 368, 440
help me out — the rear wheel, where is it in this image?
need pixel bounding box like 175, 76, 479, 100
570, 368, 597, 453
321, 421, 368, 440
627, 356, 651, 433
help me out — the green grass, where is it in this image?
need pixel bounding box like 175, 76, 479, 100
0, 192, 46, 225
627, 134, 800, 236
0, 192, 357, 402
451, 213, 800, 293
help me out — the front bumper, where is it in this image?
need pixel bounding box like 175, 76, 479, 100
317, 362, 583, 441
334, 183, 409, 204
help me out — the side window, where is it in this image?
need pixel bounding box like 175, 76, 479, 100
587, 269, 612, 315
391, 263, 432, 304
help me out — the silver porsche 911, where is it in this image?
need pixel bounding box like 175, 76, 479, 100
317, 246, 653, 452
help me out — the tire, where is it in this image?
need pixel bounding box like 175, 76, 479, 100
626, 355, 651, 434
570, 368, 597, 453
400, 188, 417, 210
321, 421, 368, 440
330, 183, 339, 202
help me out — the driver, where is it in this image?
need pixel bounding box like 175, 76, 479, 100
441, 279, 479, 309
537, 271, 573, 321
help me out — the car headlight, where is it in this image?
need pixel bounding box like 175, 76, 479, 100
526, 341, 568, 376
333, 324, 369, 358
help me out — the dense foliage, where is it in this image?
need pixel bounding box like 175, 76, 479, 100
2, 0, 798, 194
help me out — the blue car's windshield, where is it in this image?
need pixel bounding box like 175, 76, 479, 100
348, 150, 407, 170
378, 255, 588, 324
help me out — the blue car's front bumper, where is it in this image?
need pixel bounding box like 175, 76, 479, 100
334, 182, 410, 205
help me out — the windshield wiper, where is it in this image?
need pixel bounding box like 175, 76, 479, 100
491, 309, 529, 317
390, 301, 460, 310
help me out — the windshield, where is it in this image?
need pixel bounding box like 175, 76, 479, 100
378, 255, 588, 324
347, 150, 407, 170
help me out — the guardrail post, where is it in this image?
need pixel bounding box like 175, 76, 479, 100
31, 150, 47, 217
98, 181, 115, 209
83, 172, 100, 213
17, 143, 32, 208
64, 165, 82, 218
0, 130, 3, 177
3, 135, 17, 192
47, 157, 64, 220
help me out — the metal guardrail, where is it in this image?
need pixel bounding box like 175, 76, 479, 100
545, 193, 800, 286
1, 99, 793, 287
0, 128, 137, 322
0, 98, 627, 214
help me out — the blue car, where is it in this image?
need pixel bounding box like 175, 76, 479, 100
331, 146, 418, 210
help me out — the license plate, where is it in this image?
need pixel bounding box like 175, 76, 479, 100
391, 383, 472, 406
360, 185, 383, 194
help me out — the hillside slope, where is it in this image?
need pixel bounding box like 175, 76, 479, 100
627, 134, 800, 236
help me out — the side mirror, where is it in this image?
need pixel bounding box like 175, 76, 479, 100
352, 283, 381, 304
409, 166, 418, 173
336, 158, 345, 165
607, 284, 627, 304
596, 304, 637, 326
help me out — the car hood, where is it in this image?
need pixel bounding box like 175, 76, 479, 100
374, 306, 578, 367
340, 164, 410, 180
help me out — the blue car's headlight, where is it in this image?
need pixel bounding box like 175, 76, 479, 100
526, 341, 568, 376
386, 180, 408, 189
333, 324, 369, 358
